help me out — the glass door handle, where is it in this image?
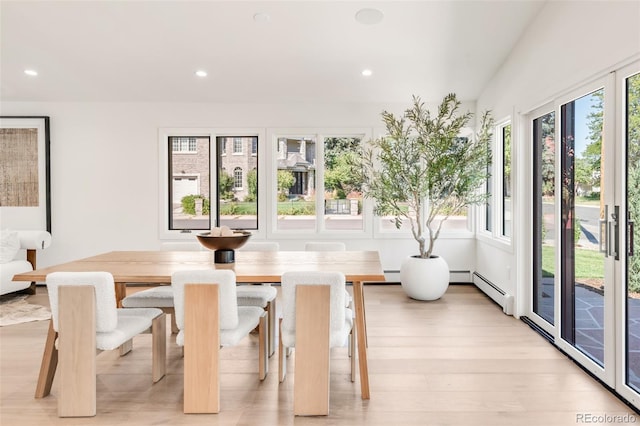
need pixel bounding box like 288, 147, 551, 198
611, 206, 620, 261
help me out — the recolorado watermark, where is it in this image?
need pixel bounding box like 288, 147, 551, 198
576, 413, 637, 423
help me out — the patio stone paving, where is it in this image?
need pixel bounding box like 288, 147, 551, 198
535, 280, 640, 390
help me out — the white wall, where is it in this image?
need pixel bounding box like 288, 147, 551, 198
1, 101, 477, 274
475, 0, 640, 315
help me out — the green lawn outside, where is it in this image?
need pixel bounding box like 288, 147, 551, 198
219, 201, 319, 216
541, 244, 604, 279
277, 201, 315, 215
219, 202, 257, 215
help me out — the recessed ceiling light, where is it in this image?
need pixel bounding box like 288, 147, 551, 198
195, 70, 208, 77
362, 69, 373, 77
253, 12, 270, 23
355, 8, 384, 25
24, 69, 38, 76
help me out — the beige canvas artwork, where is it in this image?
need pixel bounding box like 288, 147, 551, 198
0, 128, 39, 207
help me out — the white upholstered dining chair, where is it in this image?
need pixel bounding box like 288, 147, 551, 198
279, 270, 355, 416
172, 269, 268, 414
46, 271, 166, 417
237, 241, 280, 356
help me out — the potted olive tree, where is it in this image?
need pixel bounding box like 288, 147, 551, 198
358, 94, 493, 300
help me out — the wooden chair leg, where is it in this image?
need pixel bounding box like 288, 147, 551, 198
170, 311, 179, 334
184, 284, 220, 414
151, 313, 167, 383
58, 285, 96, 417
259, 312, 267, 380
159, 307, 178, 334
119, 339, 133, 356
294, 285, 330, 416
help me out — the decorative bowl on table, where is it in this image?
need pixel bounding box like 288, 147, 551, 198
196, 229, 251, 263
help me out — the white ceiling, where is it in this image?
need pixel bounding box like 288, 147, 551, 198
0, 1, 546, 104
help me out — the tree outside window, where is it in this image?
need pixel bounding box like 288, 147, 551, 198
323, 137, 364, 230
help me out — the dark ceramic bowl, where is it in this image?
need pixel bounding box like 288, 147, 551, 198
196, 230, 252, 251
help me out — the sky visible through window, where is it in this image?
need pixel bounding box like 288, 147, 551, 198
574, 92, 601, 160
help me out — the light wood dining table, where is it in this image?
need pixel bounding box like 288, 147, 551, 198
14, 250, 385, 401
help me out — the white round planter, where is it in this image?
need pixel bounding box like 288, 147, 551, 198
400, 255, 450, 301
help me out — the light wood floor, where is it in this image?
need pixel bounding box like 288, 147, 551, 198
1, 284, 636, 425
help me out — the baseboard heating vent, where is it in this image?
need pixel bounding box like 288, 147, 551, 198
472, 272, 514, 315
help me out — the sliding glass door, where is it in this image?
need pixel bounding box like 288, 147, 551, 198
528, 61, 640, 407
558, 86, 609, 369
621, 64, 640, 405
532, 108, 556, 327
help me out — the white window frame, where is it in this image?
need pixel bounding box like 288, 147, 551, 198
476, 117, 514, 250
499, 121, 513, 240
484, 136, 493, 234
266, 127, 372, 240
159, 127, 265, 240
159, 125, 480, 244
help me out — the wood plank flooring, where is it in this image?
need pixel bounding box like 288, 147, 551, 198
1, 284, 636, 425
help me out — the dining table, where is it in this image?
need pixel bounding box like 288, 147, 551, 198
13, 249, 385, 401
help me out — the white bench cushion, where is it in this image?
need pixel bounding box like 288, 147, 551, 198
122, 286, 174, 308
236, 285, 277, 308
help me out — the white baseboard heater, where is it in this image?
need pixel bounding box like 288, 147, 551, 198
472, 272, 514, 316
383, 270, 472, 284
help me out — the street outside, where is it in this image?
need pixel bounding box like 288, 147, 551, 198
172, 208, 470, 232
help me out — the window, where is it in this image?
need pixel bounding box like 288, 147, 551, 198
272, 131, 370, 234
501, 124, 512, 237
252, 138, 257, 155
172, 137, 197, 153
160, 130, 259, 237
217, 136, 258, 230
167, 136, 210, 231
275, 136, 316, 231
532, 110, 556, 325
323, 137, 364, 231
221, 138, 227, 155
479, 119, 512, 242
233, 167, 243, 189
485, 135, 493, 232
233, 137, 243, 154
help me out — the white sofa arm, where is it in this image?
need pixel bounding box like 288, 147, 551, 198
17, 230, 52, 250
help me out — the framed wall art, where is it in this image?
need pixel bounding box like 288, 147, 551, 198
0, 116, 51, 232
